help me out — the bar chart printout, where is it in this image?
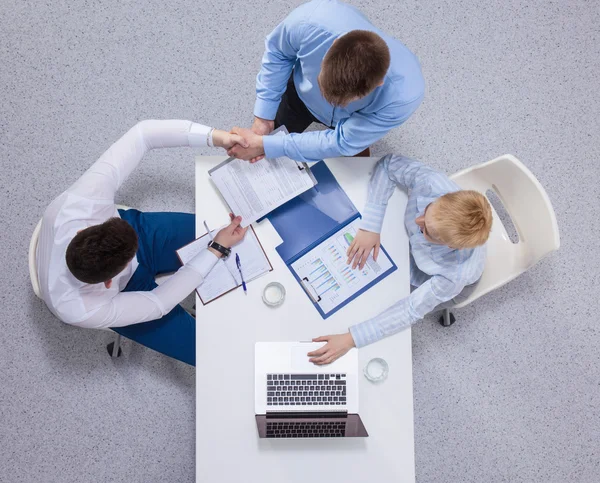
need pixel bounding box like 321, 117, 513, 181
291, 218, 394, 314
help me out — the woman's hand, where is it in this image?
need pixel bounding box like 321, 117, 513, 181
307, 333, 356, 365
346, 229, 380, 269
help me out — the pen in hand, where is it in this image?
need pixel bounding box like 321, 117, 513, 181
235, 253, 247, 294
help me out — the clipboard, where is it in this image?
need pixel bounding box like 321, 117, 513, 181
261, 161, 397, 319
176, 225, 273, 305
207, 126, 318, 227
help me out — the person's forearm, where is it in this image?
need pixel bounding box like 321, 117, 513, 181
349, 277, 460, 347
83, 249, 220, 329
70, 120, 213, 201
360, 156, 397, 233
150, 249, 219, 315
262, 112, 395, 163
262, 130, 351, 163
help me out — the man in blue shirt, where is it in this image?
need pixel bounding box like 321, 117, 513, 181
228, 0, 425, 163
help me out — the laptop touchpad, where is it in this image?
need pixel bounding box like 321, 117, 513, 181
291, 344, 343, 371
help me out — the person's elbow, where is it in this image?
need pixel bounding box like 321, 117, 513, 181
335, 136, 370, 157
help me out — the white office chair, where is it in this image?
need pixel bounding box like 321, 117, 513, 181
28, 205, 134, 357
439, 154, 560, 326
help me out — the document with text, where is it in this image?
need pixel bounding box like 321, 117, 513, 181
208, 128, 317, 227
176, 226, 272, 304
290, 218, 395, 316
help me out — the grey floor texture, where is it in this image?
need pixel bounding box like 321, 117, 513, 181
1, 0, 599, 482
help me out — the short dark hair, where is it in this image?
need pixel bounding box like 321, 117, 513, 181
319, 30, 391, 106
66, 218, 138, 284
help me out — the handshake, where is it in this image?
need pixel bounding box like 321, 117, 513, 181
213, 117, 274, 163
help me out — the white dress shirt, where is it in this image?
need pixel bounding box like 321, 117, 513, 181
37, 120, 218, 329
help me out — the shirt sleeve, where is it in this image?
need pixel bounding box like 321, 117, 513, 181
254, 17, 307, 120
381, 153, 452, 191
73, 250, 219, 329
349, 274, 464, 348
359, 155, 398, 233
262, 97, 423, 162
68, 120, 212, 200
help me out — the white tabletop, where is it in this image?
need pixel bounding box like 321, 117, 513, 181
195, 156, 414, 483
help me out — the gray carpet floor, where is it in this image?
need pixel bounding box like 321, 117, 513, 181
1, 1, 598, 482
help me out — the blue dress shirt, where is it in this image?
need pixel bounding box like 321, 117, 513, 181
255, 0, 425, 162
349, 155, 487, 348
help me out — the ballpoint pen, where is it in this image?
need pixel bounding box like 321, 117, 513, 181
236, 253, 247, 294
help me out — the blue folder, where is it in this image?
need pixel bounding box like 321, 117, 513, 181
262, 161, 397, 319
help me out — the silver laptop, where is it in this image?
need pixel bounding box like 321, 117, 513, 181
255, 341, 368, 438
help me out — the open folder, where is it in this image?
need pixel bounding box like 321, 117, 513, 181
208, 127, 318, 227
261, 162, 397, 319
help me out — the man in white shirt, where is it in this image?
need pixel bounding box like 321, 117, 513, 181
37, 120, 247, 365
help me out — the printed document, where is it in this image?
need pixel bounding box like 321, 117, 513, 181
290, 218, 394, 315
208, 129, 317, 227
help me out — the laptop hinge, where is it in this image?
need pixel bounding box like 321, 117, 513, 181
265, 411, 348, 418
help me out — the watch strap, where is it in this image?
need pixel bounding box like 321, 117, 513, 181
208, 240, 231, 258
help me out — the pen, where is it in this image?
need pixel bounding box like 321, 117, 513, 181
236, 253, 247, 294
203, 220, 213, 241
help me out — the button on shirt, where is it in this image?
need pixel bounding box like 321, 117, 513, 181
349, 155, 487, 348
37, 120, 218, 329
255, 0, 425, 163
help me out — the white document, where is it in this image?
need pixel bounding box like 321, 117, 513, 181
290, 218, 395, 315
177, 227, 272, 304
209, 129, 317, 227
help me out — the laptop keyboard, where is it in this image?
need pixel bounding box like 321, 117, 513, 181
266, 373, 347, 406
266, 420, 346, 438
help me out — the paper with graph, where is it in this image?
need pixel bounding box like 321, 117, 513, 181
290, 218, 394, 314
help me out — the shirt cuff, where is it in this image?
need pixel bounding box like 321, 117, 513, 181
254, 98, 280, 121
188, 123, 212, 147
349, 320, 383, 348
359, 202, 387, 233
186, 249, 219, 279
263, 134, 286, 159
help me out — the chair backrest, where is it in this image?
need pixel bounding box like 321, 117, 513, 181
450, 154, 560, 308
29, 219, 43, 298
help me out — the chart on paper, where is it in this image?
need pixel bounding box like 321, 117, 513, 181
291, 218, 394, 314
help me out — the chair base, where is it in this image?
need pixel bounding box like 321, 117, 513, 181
438, 308, 456, 327
107, 333, 122, 357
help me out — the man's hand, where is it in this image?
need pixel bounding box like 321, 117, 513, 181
227, 127, 265, 163
248, 117, 274, 163
211, 129, 249, 150
347, 229, 380, 269
252, 117, 274, 136
209, 214, 248, 258
307, 333, 356, 365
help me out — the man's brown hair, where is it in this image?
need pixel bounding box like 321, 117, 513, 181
66, 218, 138, 284
430, 191, 493, 249
319, 30, 391, 106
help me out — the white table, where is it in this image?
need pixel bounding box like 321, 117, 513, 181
195, 156, 414, 483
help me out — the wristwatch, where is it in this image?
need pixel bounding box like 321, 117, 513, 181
208, 240, 232, 259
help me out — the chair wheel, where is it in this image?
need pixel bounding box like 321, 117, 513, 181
438, 312, 456, 327
107, 342, 122, 357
